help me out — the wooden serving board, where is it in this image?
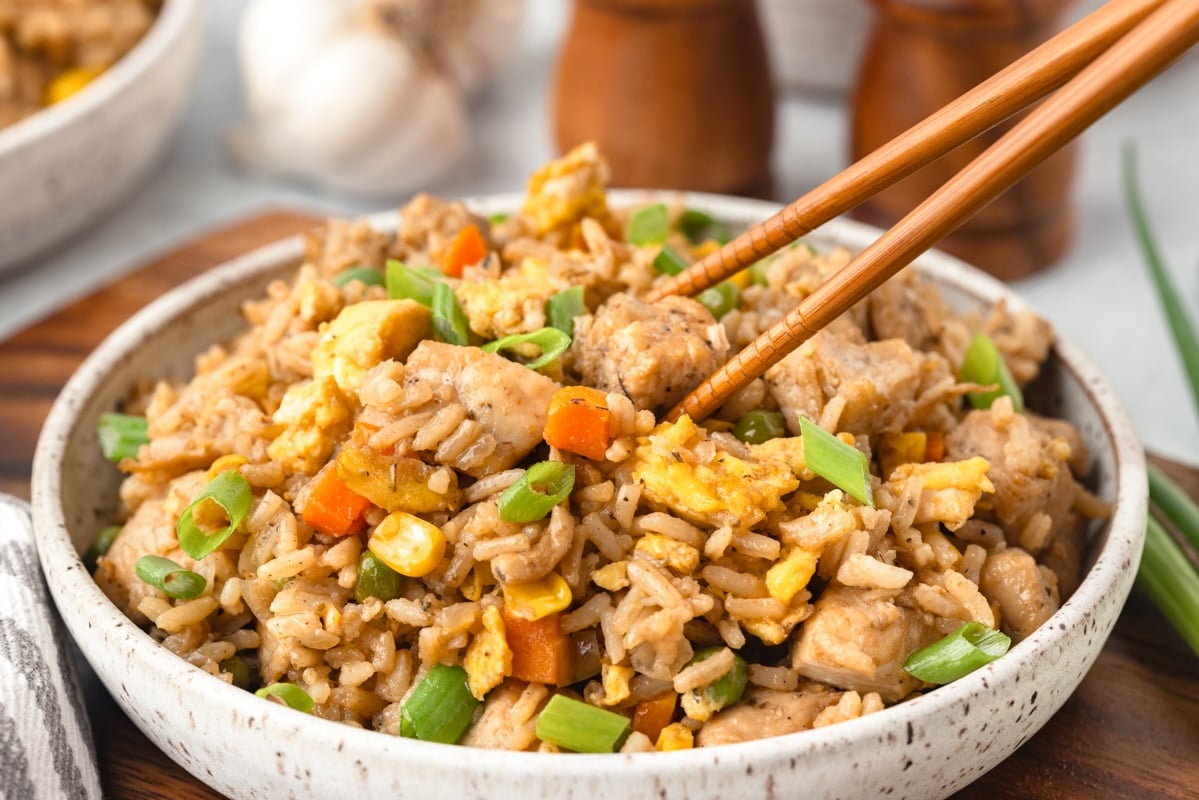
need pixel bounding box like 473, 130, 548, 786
1, 212, 1196, 799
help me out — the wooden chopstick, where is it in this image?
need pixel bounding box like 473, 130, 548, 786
669, 0, 1199, 423
643, 0, 1168, 305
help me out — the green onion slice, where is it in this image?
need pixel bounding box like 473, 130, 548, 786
960, 332, 1024, 413
431, 282, 472, 346
799, 416, 874, 507
626, 203, 669, 246
546, 285, 586, 337
903, 622, 1011, 684
83, 525, 120, 572
400, 664, 480, 744
497, 461, 575, 523
696, 281, 741, 320
255, 683, 314, 713
535, 693, 631, 753
733, 410, 786, 445
332, 266, 385, 288
653, 245, 689, 277
386, 259, 445, 306
176, 469, 253, 560
487, 212, 510, 224
97, 413, 148, 462
677, 208, 731, 245
135, 554, 207, 600
482, 327, 572, 371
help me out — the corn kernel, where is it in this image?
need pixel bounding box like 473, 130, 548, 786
635, 532, 700, 574
600, 663, 634, 706
44, 66, 104, 105
502, 571, 573, 621
206, 454, 248, 481
766, 547, 819, 604
656, 722, 694, 751
368, 511, 446, 577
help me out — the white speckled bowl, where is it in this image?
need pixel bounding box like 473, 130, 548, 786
31, 192, 1147, 800
0, 0, 203, 273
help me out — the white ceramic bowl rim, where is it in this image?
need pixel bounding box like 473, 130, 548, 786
0, 0, 196, 152
32, 191, 1147, 791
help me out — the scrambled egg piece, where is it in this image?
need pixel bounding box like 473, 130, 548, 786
887, 456, 994, 530
628, 416, 799, 528
311, 300, 430, 394
635, 533, 700, 574
456, 257, 566, 339
748, 436, 807, 475
522, 142, 611, 235
599, 663, 635, 706
766, 546, 819, 604
267, 376, 352, 474
465, 606, 512, 700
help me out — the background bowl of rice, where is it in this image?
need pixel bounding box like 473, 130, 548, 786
0, 0, 203, 274
31, 191, 1147, 800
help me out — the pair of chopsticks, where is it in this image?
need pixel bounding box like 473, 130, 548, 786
656, 0, 1199, 423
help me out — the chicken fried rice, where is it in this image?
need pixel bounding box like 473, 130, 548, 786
93, 144, 1108, 753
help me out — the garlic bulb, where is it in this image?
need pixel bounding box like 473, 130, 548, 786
230, 0, 523, 197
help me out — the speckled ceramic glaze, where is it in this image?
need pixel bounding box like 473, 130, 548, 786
31, 193, 1147, 800
0, 0, 203, 273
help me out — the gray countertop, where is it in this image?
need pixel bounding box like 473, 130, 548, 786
2, 0, 1197, 465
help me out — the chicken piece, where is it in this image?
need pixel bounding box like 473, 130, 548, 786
461, 681, 549, 750
979, 547, 1059, 642
695, 686, 840, 747
311, 299, 431, 394
403, 340, 559, 476
626, 416, 798, 528
791, 586, 939, 702
521, 141, 611, 235
765, 330, 948, 437
944, 397, 1076, 550
267, 376, 353, 474
456, 257, 568, 339
572, 293, 729, 412
867, 268, 950, 352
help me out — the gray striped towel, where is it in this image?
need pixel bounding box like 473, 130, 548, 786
0, 495, 101, 800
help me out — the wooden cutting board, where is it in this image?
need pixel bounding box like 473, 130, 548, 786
1, 212, 1196, 799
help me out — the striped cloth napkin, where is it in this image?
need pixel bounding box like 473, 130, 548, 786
0, 495, 101, 800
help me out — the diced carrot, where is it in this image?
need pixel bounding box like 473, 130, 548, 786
632, 692, 677, 742
503, 609, 573, 686
544, 386, 611, 461
301, 466, 372, 537
924, 431, 946, 462
442, 223, 488, 278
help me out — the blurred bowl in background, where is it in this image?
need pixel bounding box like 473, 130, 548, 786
0, 0, 204, 274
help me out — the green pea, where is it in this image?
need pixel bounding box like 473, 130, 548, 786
83, 525, 120, 572
733, 410, 787, 445
689, 647, 748, 711
355, 550, 404, 603
219, 655, 252, 689
697, 281, 741, 319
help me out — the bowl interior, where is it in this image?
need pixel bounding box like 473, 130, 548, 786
31, 192, 1147, 800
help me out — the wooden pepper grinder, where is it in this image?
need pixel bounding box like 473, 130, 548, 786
851, 0, 1077, 280
552, 0, 775, 197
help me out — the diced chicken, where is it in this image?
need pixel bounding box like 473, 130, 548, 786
403, 340, 559, 476
695, 686, 839, 747
311, 299, 431, 393
461, 681, 549, 750
765, 330, 950, 437
791, 586, 939, 702
867, 268, 950, 352
572, 293, 729, 412
979, 547, 1059, 642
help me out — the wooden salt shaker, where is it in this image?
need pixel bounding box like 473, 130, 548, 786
552, 0, 775, 196
851, 0, 1078, 280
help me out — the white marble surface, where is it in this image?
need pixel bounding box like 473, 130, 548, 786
1, 0, 1197, 466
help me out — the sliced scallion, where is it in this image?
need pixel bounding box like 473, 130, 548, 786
653, 245, 689, 277
677, 208, 731, 245
799, 416, 874, 507
135, 554, 206, 600
497, 461, 575, 523
332, 266, 385, 288
255, 682, 314, 713
535, 693, 631, 753
696, 281, 741, 319
83, 525, 120, 572
482, 327, 572, 370
960, 332, 1024, 413
400, 664, 480, 744
546, 285, 586, 337
626, 203, 669, 246
97, 412, 148, 461
176, 469, 253, 560
431, 282, 471, 346
903, 621, 1011, 684
488, 212, 510, 224
386, 259, 445, 306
